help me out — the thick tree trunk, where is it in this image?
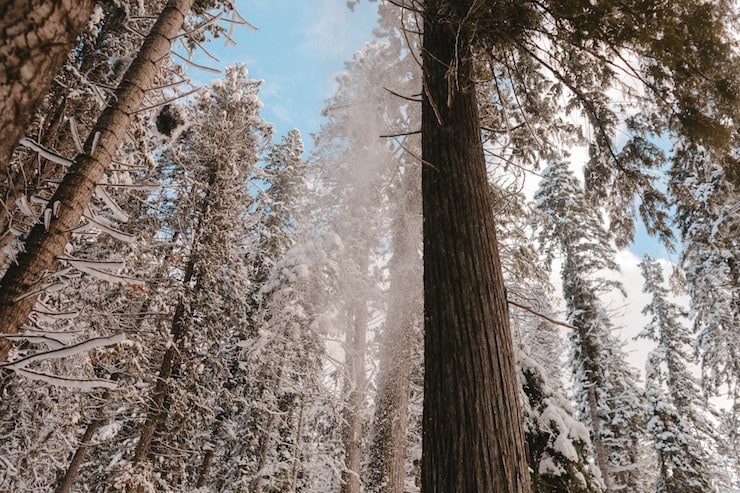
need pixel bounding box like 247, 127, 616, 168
340, 295, 368, 493
420, 3, 532, 492
0, 0, 95, 172
368, 166, 420, 493
0, 0, 194, 362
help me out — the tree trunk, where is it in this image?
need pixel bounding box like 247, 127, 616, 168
0, 0, 194, 362
420, 3, 532, 492
340, 294, 368, 493
368, 166, 420, 493
55, 388, 114, 493
133, 262, 196, 462
289, 398, 306, 492
0, 0, 95, 172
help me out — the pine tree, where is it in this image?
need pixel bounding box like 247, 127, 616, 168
0, 0, 195, 361
117, 64, 270, 490
488, 182, 602, 493
420, 2, 531, 490
638, 254, 724, 492
534, 160, 648, 491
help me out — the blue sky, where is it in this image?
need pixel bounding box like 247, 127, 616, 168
189, 0, 379, 146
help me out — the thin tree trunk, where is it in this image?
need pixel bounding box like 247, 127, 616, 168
133, 263, 196, 462
289, 398, 306, 492
0, 0, 193, 362
587, 384, 613, 492
0, 0, 95, 172
420, 3, 532, 492
368, 167, 420, 493
251, 412, 278, 492
55, 388, 114, 493
564, 252, 614, 491
340, 295, 368, 493
133, 167, 217, 463
197, 422, 221, 488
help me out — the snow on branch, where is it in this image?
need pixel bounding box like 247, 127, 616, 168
15, 195, 37, 219
69, 116, 84, 153
171, 51, 221, 74
76, 208, 136, 243
1, 333, 126, 371
18, 137, 74, 167
16, 368, 118, 390
95, 184, 130, 222
0, 333, 66, 349
59, 255, 145, 286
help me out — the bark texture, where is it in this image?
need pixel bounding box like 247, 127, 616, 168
0, 0, 193, 362
420, 3, 532, 492
341, 293, 369, 493
368, 166, 420, 493
0, 0, 95, 172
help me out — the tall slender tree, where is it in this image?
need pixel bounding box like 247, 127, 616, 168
638, 254, 724, 492
534, 160, 649, 491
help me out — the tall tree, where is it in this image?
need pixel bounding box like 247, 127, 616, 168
638, 254, 724, 492
365, 6, 423, 492
489, 182, 602, 493
420, 2, 531, 491
0, 1, 96, 171
122, 64, 269, 490
0, 0, 195, 362
534, 160, 649, 491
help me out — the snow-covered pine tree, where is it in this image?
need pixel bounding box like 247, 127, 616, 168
106, 64, 270, 491
487, 183, 602, 493
534, 160, 649, 492
671, 151, 739, 415
638, 253, 726, 492
311, 34, 405, 492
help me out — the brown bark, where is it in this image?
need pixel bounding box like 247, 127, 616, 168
133, 266, 195, 462
368, 166, 420, 493
55, 388, 114, 493
420, 3, 532, 492
340, 294, 369, 493
0, 0, 194, 362
0, 0, 95, 172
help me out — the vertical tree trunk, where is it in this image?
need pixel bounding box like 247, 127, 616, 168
420, 3, 532, 492
55, 388, 114, 493
133, 260, 197, 462
0, 0, 194, 362
251, 412, 278, 492
368, 166, 420, 493
340, 295, 368, 493
0, 0, 95, 172
289, 398, 306, 491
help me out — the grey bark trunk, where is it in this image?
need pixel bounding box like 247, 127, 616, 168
0, 0, 194, 362
340, 292, 369, 493
420, 3, 532, 492
368, 166, 420, 493
0, 0, 95, 172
